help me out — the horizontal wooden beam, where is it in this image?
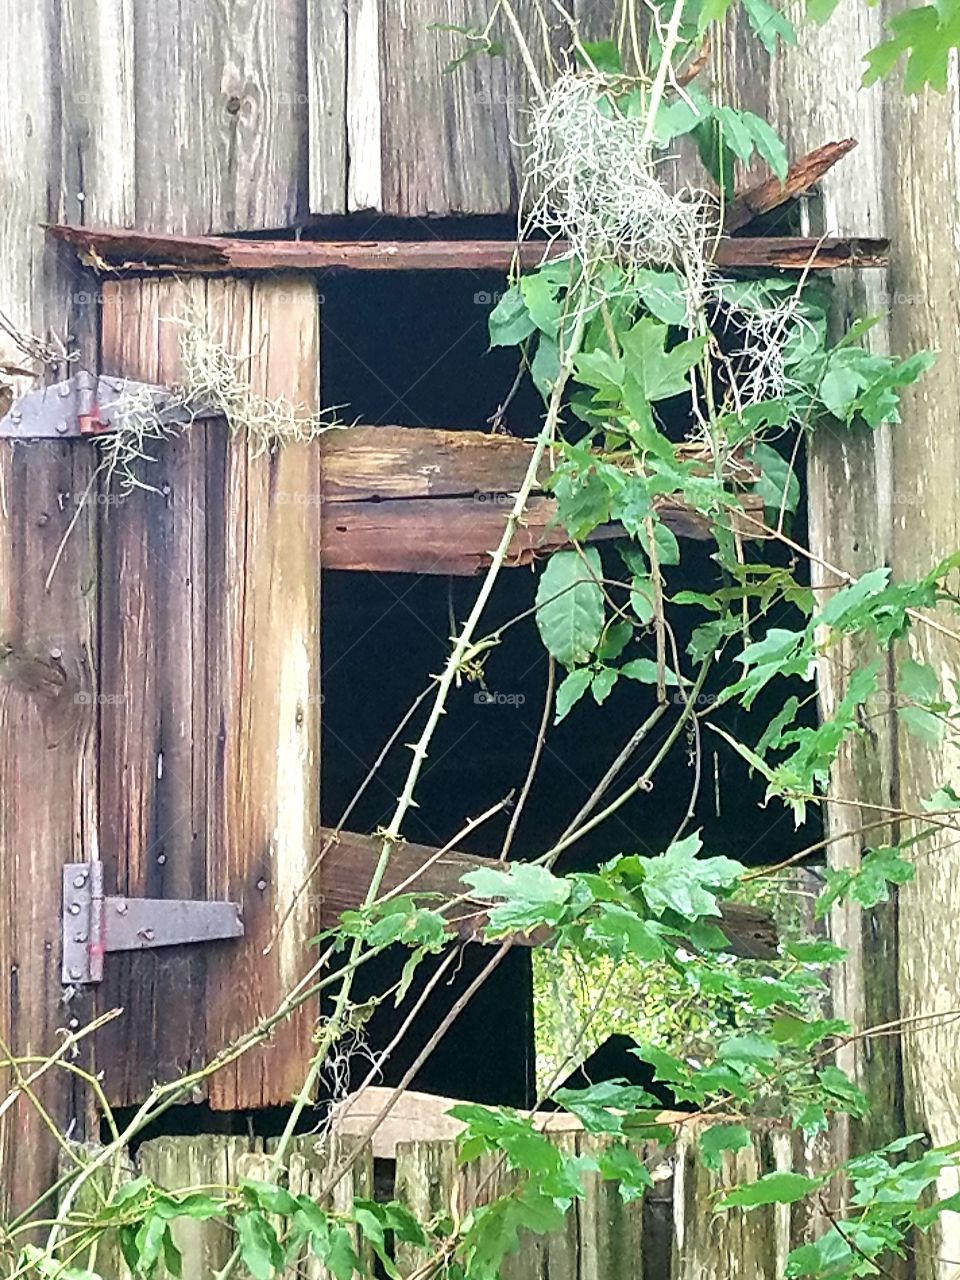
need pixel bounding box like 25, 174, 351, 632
316, 427, 763, 574
46, 224, 889, 273
318, 828, 779, 959
724, 138, 858, 234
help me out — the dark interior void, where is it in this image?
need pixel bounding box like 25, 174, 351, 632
317, 265, 820, 1112
319, 267, 545, 431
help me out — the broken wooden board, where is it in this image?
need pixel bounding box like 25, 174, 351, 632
318, 426, 763, 574
46, 224, 890, 273
724, 139, 858, 233
316, 828, 779, 959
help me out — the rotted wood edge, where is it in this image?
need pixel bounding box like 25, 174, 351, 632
724, 139, 858, 233
317, 828, 779, 959
46, 224, 890, 272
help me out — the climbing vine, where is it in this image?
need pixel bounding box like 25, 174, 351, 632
3, 2, 960, 1279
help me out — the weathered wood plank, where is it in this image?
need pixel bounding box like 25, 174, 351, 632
132, 0, 307, 233
375, 0, 516, 217
46, 224, 891, 273
882, 68, 960, 1280
96, 277, 217, 1102
96, 277, 323, 1111
307, 0, 348, 215
757, 0, 903, 1193
0, 431, 100, 1218
58, 0, 136, 229
202, 277, 323, 1112
315, 828, 779, 959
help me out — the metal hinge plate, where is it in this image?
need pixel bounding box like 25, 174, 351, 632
62, 861, 244, 985
0, 370, 212, 440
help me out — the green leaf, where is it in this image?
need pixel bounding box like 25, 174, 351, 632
555, 668, 593, 723
699, 1123, 752, 1171
785, 939, 847, 963
898, 657, 939, 704
488, 286, 536, 348
579, 39, 622, 72
806, 0, 841, 23
639, 518, 681, 567
698, 0, 738, 31
863, 3, 960, 92
591, 667, 619, 705
597, 621, 633, 662
748, 441, 800, 517
596, 1142, 655, 1201
531, 334, 560, 401
719, 1170, 823, 1210
585, 902, 665, 960
620, 657, 679, 686
536, 549, 605, 670
462, 862, 572, 934
898, 704, 945, 744
741, 0, 797, 51
236, 1212, 283, 1280
554, 1080, 662, 1133
620, 319, 709, 402
520, 272, 562, 338
240, 1178, 298, 1217
636, 270, 689, 326
632, 832, 744, 920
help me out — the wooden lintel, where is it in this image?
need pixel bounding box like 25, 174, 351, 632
46, 224, 889, 273
316, 427, 762, 575
318, 828, 779, 959
724, 139, 859, 234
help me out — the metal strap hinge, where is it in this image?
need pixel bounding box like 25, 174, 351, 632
0, 371, 215, 440
62, 862, 244, 985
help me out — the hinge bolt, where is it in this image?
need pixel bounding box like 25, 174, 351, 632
68, 903, 81, 916
256, 878, 267, 892
56, 421, 69, 434
10, 408, 21, 422
50, 647, 62, 660
115, 901, 128, 915
141, 928, 155, 942
73, 872, 87, 888
74, 932, 87, 943
68, 967, 82, 980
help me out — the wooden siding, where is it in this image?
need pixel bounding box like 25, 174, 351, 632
95, 277, 323, 1111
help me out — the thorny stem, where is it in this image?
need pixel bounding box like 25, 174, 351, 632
212, 286, 593, 1280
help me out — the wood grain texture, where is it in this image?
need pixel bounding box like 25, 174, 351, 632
723, 139, 858, 233
48, 224, 891, 273
132, 0, 307, 233
97, 277, 323, 1111
882, 63, 960, 1280
58, 0, 136, 229
307, 0, 348, 215
375, 0, 516, 216
0, 437, 99, 1218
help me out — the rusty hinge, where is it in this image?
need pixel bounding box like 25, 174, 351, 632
0, 370, 212, 440
62, 861, 244, 985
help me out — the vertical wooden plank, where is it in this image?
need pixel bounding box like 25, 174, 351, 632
0, 436, 99, 1217
749, 1, 902, 1171
133, 0, 308, 233
204, 276, 323, 1110
576, 1134, 645, 1280
345, 0, 383, 212
97, 278, 217, 1105
671, 1129, 778, 1280
307, 0, 348, 214
58, 0, 137, 228
376, 0, 516, 216
882, 64, 960, 1280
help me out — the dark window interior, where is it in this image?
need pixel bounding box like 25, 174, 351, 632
318, 268, 821, 1109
